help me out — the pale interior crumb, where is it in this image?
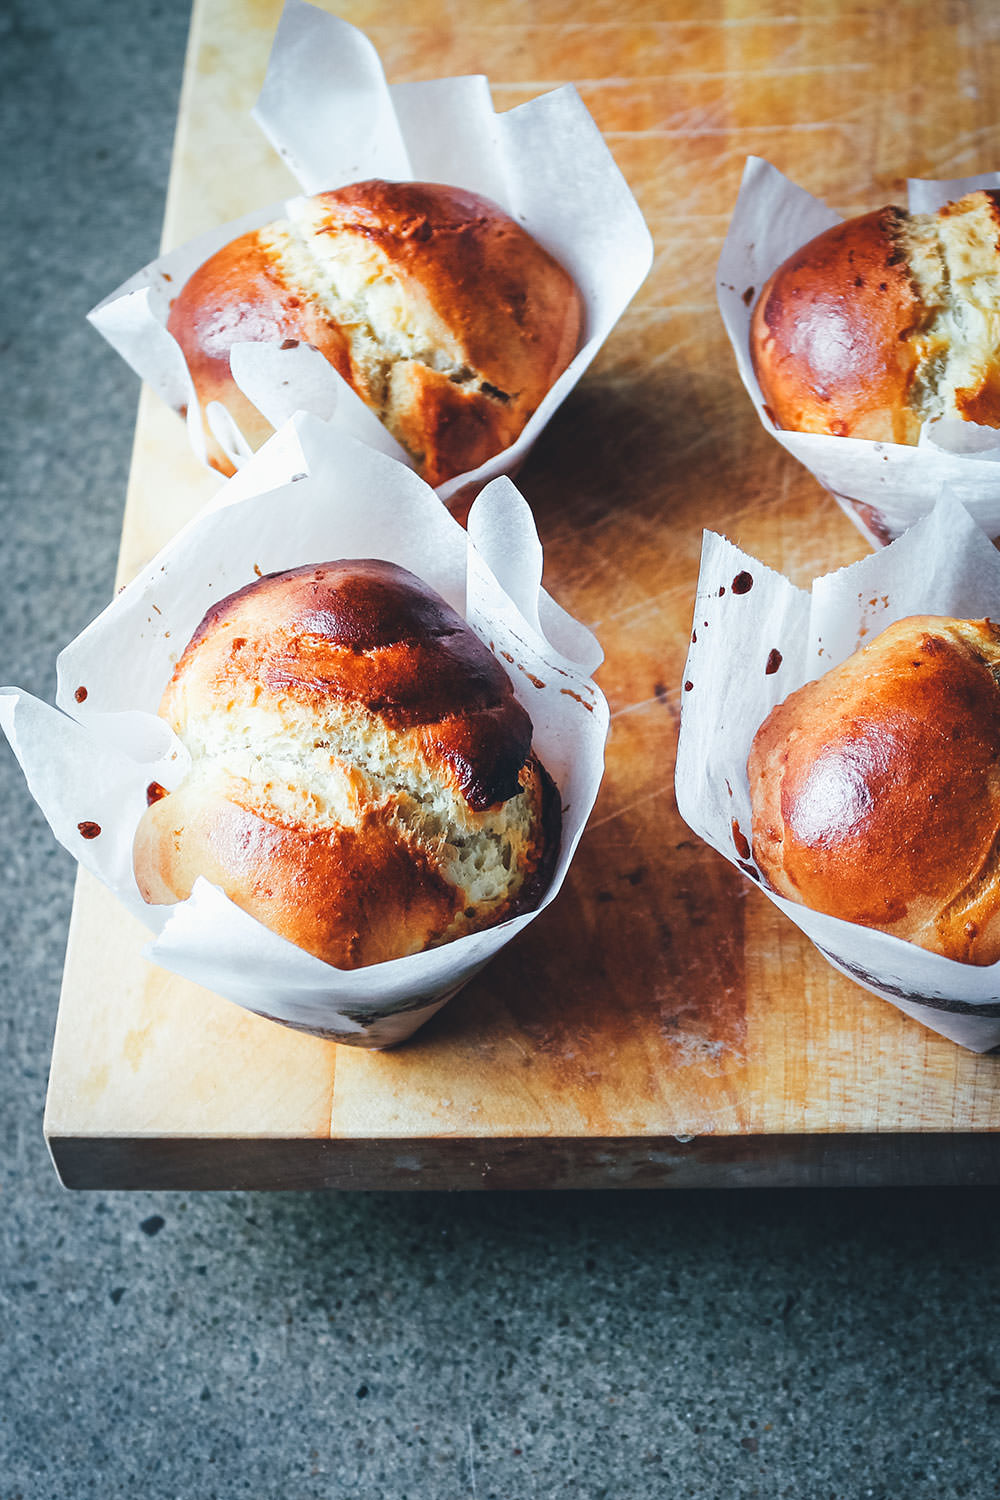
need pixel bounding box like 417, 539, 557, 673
259, 200, 496, 459
175, 698, 538, 914
899, 194, 1000, 423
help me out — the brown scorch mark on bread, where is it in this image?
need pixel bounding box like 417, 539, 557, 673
179, 560, 532, 810
133, 560, 558, 970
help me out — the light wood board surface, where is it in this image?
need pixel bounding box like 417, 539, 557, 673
46, 0, 1000, 1189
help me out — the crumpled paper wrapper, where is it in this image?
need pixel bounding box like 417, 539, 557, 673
718, 157, 1000, 549
89, 0, 653, 506
675, 492, 1000, 1052
0, 414, 609, 1048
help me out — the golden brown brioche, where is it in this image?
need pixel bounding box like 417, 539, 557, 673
748, 616, 1000, 965
133, 560, 559, 970
167, 179, 583, 483
750, 190, 1000, 445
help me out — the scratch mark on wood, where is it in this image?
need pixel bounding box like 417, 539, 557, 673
587, 786, 672, 833
493, 65, 872, 88
610, 693, 672, 720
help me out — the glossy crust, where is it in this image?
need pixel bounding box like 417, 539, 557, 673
748, 616, 1000, 964
750, 190, 1000, 445
750, 209, 923, 443
168, 180, 582, 483
167, 232, 353, 468
133, 560, 560, 970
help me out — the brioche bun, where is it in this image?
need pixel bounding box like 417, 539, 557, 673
750, 190, 1000, 445
748, 615, 1000, 964
167, 179, 582, 484
134, 559, 559, 969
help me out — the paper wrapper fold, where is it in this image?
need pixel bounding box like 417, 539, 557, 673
0, 415, 609, 1048
89, 0, 653, 505
675, 493, 1000, 1052
718, 157, 1000, 549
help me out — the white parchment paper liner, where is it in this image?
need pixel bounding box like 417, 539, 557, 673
0, 414, 609, 1048
718, 157, 1000, 548
89, 0, 653, 506
675, 493, 1000, 1052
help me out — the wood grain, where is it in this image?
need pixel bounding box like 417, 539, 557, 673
46, 0, 1000, 1189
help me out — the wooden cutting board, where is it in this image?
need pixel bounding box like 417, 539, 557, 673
45, 0, 1000, 1189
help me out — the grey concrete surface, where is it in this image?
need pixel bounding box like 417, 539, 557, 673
1, 2, 999, 1496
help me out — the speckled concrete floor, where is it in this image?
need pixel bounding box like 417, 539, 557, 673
1, 3, 998, 1496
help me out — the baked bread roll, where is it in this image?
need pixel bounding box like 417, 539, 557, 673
167, 179, 583, 484
750, 189, 1000, 445
133, 560, 559, 969
748, 616, 1000, 964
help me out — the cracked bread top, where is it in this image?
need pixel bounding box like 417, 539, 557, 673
133, 560, 560, 971
167, 179, 582, 484
749, 189, 1000, 445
